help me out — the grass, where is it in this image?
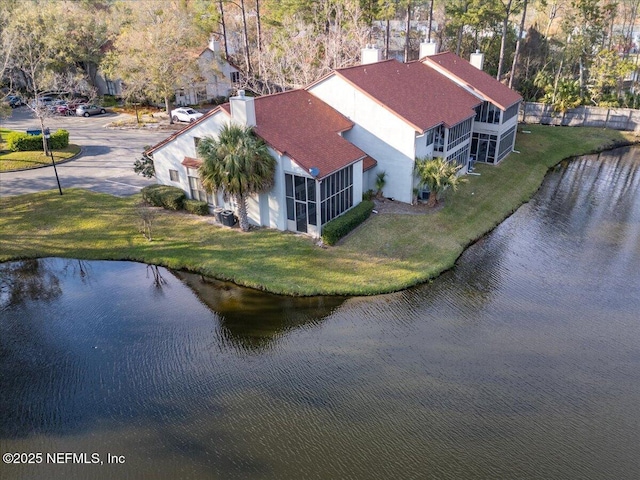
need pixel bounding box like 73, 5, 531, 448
1, 128, 81, 172
0, 125, 636, 296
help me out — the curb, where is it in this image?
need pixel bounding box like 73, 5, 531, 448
1, 145, 83, 173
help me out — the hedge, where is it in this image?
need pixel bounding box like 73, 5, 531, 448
321, 200, 374, 246
141, 184, 185, 211
184, 199, 209, 215
5, 129, 69, 151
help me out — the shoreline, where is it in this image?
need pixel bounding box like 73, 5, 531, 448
1, 125, 638, 297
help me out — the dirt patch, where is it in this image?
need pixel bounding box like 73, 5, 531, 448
373, 198, 442, 215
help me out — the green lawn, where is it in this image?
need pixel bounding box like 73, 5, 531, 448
0, 125, 636, 296
0, 128, 81, 172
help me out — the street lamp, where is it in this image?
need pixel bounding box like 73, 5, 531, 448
44, 128, 63, 195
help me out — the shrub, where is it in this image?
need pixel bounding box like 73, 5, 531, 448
50, 130, 69, 149
184, 199, 209, 215
101, 95, 118, 107
363, 189, 375, 201
321, 200, 374, 246
5, 129, 69, 151
141, 184, 185, 211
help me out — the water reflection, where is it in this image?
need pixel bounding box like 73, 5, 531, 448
0, 259, 62, 309
172, 271, 346, 351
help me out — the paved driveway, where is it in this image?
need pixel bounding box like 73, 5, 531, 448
0, 107, 175, 197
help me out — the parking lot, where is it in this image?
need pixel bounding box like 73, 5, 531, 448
0, 106, 174, 196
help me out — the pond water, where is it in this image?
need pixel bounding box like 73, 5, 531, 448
1, 147, 640, 479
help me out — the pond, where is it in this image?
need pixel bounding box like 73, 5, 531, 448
1, 147, 639, 479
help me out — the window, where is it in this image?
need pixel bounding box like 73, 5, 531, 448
434, 125, 445, 152
230, 71, 240, 83
503, 102, 520, 123
194, 137, 201, 151
285, 174, 317, 233
446, 144, 471, 168
169, 169, 179, 182
188, 175, 207, 202
474, 101, 501, 124
425, 128, 435, 147
446, 117, 473, 151
320, 166, 353, 225
471, 132, 498, 164
497, 125, 516, 161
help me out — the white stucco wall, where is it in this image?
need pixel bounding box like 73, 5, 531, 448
308, 76, 418, 204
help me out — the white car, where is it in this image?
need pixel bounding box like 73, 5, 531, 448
172, 108, 203, 123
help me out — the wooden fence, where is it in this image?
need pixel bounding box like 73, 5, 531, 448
519, 102, 640, 132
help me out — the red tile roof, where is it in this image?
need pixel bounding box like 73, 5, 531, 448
363, 155, 377, 171
422, 52, 522, 110
332, 59, 480, 130
222, 90, 367, 178
182, 157, 202, 168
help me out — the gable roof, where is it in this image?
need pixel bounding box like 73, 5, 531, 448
147, 90, 369, 180
422, 52, 522, 110
221, 90, 367, 178
327, 59, 481, 131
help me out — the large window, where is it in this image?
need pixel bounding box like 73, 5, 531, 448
446, 117, 473, 151
320, 166, 353, 225
503, 102, 519, 123
471, 133, 498, 164
286, 174, 317, 233
446, 144, 471, 168
497, 125, 516, 161
474, 101, 501, 124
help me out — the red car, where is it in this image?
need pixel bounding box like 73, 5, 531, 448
56, 101, 82, 116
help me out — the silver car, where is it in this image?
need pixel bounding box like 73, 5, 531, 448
76, 104, 107, 117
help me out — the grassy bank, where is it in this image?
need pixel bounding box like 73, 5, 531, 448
0, 125, 636, 295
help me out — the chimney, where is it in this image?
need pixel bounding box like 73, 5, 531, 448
419, 41, 438, 58
230, 90, 256, 127
208, 36, 220, 52
361, 44, 382, 65
470, 50, 484, 70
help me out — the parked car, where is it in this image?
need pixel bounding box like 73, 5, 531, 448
56, 102, 79, 116
172, 107, 203, 123
47, 99, 67, 113
6, 95, 24, 108
76, 104, 107, 117
29, 96, 55, 109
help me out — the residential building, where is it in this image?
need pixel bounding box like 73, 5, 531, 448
175, 38, 240, 106
148, 48, 521, 237
307, 53, 482, 203
147, 90, 374, 237
421, 49, 522, 165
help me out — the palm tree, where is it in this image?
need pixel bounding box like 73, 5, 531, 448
197, 124, 276, 231
414, 157, 466, 208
